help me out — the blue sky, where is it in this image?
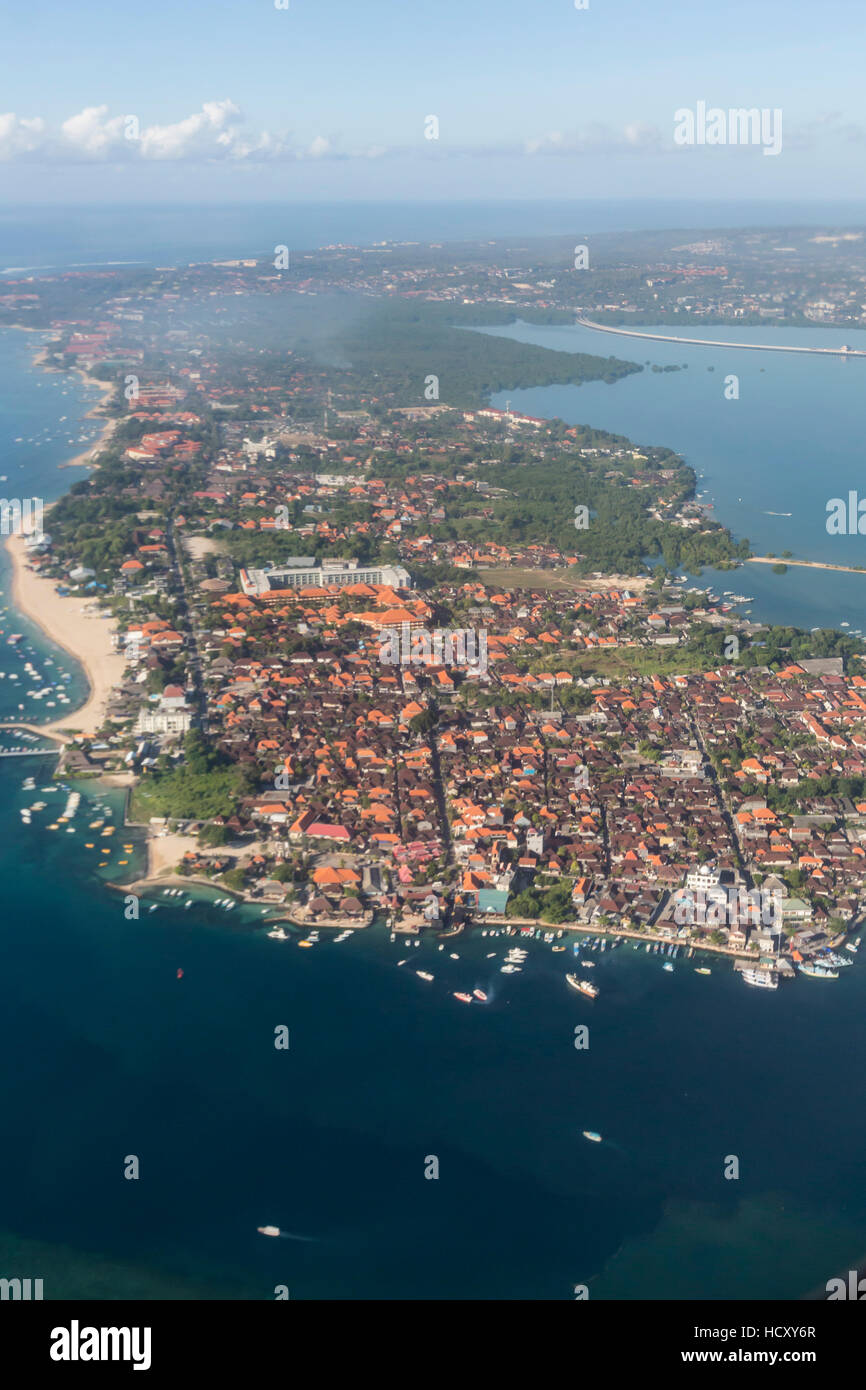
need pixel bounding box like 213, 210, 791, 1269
2, 0, 864, 202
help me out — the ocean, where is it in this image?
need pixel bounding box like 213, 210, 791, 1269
2, 237, 866, 1299
4, 198, 866, 273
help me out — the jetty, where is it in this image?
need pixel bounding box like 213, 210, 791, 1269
0, 721, 66, 756
575, 316, 866, 358
0, 746, 60, 758
0, 720, 69, 742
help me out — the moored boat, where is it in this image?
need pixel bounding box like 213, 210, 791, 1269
742, 968, 778, 989
798, 961, 838, 979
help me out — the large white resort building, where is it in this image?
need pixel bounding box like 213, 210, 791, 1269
240, 558, 411, 596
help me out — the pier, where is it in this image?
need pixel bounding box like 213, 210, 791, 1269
0, 720, 69, 743
0, 720, 67, 757
0, 747, 59, 757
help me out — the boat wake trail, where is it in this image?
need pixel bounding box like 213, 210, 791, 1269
257, 1224, 319, 1241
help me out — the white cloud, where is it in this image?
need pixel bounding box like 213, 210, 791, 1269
138, 99, 250, 160
0, 112, 47, 160
525, 123, 664, 156
305, 135, 332, 159
623, 122, 663, 150
0, 101, 320, 163
61, 106, 129, 158
0, 101, 386, 165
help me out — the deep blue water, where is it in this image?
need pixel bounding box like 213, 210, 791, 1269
1, 764, 865, 1300
2, 297, 866, 1298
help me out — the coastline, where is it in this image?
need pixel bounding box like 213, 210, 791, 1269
24, 332, 116, 468
1, 343, 124, 738
59, 367, 116, 469
4, 531, 126, 737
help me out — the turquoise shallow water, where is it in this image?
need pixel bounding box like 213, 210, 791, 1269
487, 319, 866, 633
1, 326, 866, 1300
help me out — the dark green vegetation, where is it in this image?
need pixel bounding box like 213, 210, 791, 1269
766, 774, 866, 815
335, 300, 640, 408
130, 732, 253, 822
507, 880, 575, 923
744, 625, 863, 666
43, 479, 145, 570
462, 459, 748, 573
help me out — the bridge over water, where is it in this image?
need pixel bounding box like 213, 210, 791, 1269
575, 316, 866, 357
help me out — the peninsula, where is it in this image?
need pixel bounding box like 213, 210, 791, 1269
0, 234, 862, 983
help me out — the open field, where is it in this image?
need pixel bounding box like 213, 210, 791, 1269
477, 567, 651, 593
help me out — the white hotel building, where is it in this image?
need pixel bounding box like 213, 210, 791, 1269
240, 559, 411, 597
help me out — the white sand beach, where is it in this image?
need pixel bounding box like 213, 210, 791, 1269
5, 532, 126, 737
